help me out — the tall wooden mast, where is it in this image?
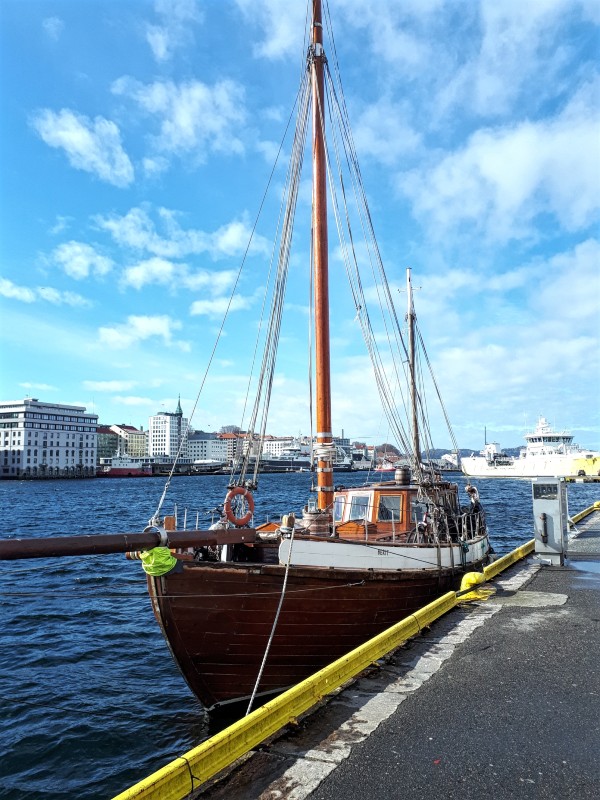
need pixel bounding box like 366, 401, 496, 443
406, 268, 420, 468
311, 0, 333, 511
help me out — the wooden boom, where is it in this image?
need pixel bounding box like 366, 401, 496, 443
0, 528, 257, 560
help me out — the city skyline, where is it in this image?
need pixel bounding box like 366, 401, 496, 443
1, 1, 599, 451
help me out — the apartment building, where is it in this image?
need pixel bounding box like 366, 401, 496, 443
0, 398, 98, 479
110, 424, 148, 457
187, 431, 228, 463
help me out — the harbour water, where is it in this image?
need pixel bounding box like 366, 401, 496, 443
0, 473, 597, 800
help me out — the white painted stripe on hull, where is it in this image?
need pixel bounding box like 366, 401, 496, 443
279, 536, 489, 570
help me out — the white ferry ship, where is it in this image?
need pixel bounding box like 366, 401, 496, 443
461, 417, 600, 478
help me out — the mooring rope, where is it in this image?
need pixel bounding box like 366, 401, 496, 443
245, 528, 296, 716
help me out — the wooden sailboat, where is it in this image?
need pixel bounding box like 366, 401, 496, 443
0, 0, 492, 715
143, 0, 492, 713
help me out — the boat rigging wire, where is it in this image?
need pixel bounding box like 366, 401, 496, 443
152, 78, 306, 518
231, 70, 312, 487
314, 56, 420, 472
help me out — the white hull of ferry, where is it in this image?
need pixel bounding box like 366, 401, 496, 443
461, 452, 600, 478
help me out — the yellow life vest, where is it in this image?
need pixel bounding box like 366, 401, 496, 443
139, 547, 178, 576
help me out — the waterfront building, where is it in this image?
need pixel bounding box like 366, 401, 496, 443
217, 432, 243, 462
96, 425, 120, 461
217, 432, 262, 460
262, 436, 295, 456
0, 398, 98, 479
110, 424, 148, 457
148, 398, 189, 459
187, 431, 228, 463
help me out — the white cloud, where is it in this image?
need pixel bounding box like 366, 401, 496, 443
234, 0, 306, 59
142, 155, 169, 177
353, 98, 421, 165
533, 238, 600, 322
98, 314, 189, 350
96, 205, 270, 259
50, 241, 113, 279
120, 255, 237, 294
121, 257, 175, 289
37, 287, 91, 307
20, 382, 58, 392
42, 17, 64, 41
145, 0, 202, 62
0, 277, 90, 306
190, 295, 254, 316
111, 77, 246, 160
399, 80, 600, 241
83, 380, 138, 392
471, 0, 582, 117
49, 216, 72, 235
31, 109, 134, 187
0, 278, 35, 303
412, 238, 600, 446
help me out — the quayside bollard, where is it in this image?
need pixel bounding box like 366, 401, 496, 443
532, 477, 568, 566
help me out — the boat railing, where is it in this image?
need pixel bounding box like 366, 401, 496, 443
172, 504, 229, 531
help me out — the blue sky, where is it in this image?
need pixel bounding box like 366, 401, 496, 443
1, 0, 599, 451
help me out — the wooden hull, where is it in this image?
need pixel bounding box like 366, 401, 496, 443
148, 556, 487, 712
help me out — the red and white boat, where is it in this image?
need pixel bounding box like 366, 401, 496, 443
96, 455, 152, 477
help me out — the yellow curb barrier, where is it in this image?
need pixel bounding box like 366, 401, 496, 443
483, 539, 534, 580
111, 537, 539, 800
570, 502, 600, 525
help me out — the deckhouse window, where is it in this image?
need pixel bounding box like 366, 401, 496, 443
348, 494, 370, 520
411, 500, 427, 523
333, 496, 346, 522
377, 495, 402, 522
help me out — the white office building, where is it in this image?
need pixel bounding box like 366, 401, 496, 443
0, 398, 98, 479
187, 432, 228, 463
262, 436, 295, 456
148, 399, 189, 460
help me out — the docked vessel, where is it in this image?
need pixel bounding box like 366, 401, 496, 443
141, 1, 492, 713
254, 440, 353, 472
0, 1, 493, 716
96, 454, 152, 477
461, 417, 600, 478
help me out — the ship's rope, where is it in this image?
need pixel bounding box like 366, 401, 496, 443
245, 529, 296, 715
416, 322, 460, 454
152, 74, 307, 519
230, 70, 312, 486
315, 60, 419, 473
0, 579, 368, 600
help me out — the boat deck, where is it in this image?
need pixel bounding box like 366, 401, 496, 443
196, 509, 600, 800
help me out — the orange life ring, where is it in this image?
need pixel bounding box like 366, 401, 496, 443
224, 486, 255, 527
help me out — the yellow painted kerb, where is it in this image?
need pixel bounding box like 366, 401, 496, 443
570, 502, 600, 524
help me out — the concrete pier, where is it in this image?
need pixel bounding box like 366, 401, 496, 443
197, 510, 600, 800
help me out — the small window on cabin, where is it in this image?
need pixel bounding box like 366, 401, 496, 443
378, 495, 401, 521
333, 496, 346, 522
348, 494, 370, 520
411, 501, 427, 523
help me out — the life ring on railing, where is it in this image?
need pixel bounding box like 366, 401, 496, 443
224, 486, 255, 527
